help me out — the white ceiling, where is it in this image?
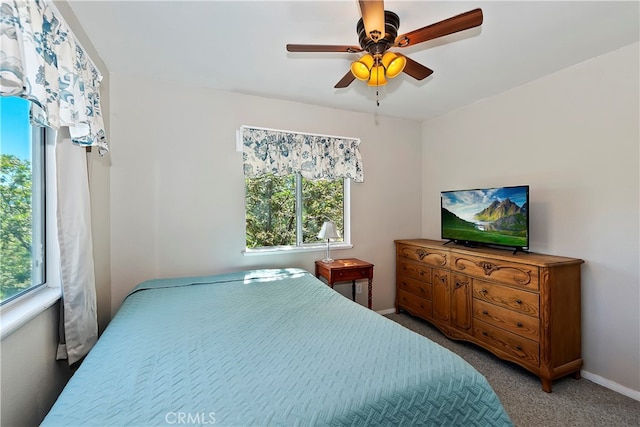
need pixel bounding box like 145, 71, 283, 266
67, 1, 640, 122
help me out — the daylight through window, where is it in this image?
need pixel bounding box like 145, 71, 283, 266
245, 174, 346, 250
1, 97, 46, 304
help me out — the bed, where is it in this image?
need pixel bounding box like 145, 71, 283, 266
42, 268, 512, 426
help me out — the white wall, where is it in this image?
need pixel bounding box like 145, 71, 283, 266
108, 74, 422, 314
421, 43, 640, 396
0, 304, 71, 426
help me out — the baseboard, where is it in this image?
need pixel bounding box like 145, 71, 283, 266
376, 308, 396, 315
581, 370, 640, 401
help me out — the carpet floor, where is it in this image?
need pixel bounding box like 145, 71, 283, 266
385, 312, 640, 427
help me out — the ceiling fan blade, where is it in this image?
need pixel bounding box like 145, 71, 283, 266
287, 44, 363, 53
335, 71, 356, 88
395, 8, 483, 48
358, 0, 385, 42
400, 55, 434, 81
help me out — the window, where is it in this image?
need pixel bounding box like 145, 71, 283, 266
245, 174, 350, 251
1, 97, 46, 304
240, 125, 361, 253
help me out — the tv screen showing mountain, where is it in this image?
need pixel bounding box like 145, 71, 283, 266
441, 186, 529, 249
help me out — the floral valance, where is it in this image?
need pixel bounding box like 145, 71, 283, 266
0, 0, 108, 154
241, 126, 364, 182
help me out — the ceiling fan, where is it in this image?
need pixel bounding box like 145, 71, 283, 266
286, 0, 483, 89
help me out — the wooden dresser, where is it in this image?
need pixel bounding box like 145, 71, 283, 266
395, 239, 583, 392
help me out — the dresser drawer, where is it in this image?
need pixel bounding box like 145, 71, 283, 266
474, 319, 540, 367
473, 299, 539, 341
397, 244, 448, 269
397, 260, 432, 283
473, 280, 539, 317
397, 289, 433, 319
452, 253, 539, 290
397, 275, 432, 300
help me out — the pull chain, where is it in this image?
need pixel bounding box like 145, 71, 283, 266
376, 66, 380, 106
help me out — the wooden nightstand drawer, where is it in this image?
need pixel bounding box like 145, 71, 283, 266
452, 253, 539, 290
472, 280, 539, 317
397, 244, 448, 269
397, 275, 433, 300
473, 299, 539, 341
397, 290, 433, 319
474, 319, 540, 367
334, 268, 371, 281
397, 260, 432, 283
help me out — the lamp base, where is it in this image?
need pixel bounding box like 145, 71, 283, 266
322, 258, 334, 263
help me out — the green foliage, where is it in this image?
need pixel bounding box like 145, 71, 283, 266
302, 179, 343, 243
0, 154, 33, 300
245, 175, 296, 247
245, 174, 344, 249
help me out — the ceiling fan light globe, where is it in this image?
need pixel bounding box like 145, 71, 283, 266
351, 61, 371, 81
382, 52, 406, 79
350, 54, 375, 81
367, 65, 387, 86
360, 53, 375, 69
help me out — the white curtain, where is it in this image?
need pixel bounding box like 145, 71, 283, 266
54, 129, 97, 365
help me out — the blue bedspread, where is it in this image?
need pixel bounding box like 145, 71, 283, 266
42, 269, 512, 426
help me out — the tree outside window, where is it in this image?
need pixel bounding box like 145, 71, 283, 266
245, 174, 345, 249
0, 97, 46, 303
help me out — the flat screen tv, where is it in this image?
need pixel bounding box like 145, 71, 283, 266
441, 185, 529, 252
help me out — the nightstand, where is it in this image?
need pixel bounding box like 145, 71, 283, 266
315, 258, 374, 309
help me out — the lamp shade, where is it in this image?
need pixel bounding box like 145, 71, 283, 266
318, 221, 341, 240
367, 65, 387, 86
382, 52, 406, 79
350, 54, 374, 81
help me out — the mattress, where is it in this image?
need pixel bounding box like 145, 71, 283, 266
42, 268, 512, 426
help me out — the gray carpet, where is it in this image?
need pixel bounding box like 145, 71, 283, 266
385, 313, 640, 427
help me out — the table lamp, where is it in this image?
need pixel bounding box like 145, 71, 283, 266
318, 221, 341, 263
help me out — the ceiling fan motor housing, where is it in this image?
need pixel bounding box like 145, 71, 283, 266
357, 11, 400, 56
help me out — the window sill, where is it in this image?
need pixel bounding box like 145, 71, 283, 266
243, 243, 353, 256
0, 286, 61, 340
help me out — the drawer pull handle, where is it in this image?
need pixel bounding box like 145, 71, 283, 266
516, 345, 522, 351
516, 299, 522, 304
517, 322, 523, 327
419, 271, 425, 276
482, 331, 488, 336
481, 289, 488, 294
419, 287, 424, 293
482, 310, 488, 315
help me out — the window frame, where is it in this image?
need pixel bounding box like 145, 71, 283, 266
0, 123, 60, 339
243, 175, 352, 256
